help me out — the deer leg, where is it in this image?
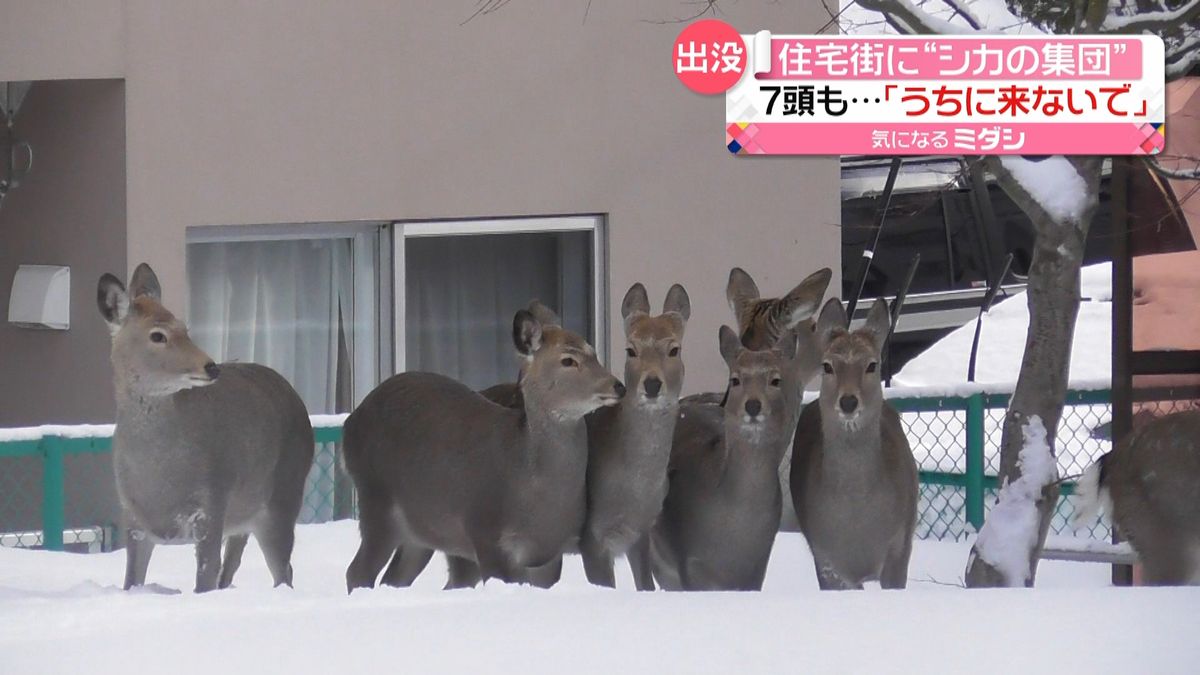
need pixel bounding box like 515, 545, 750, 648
580, 533, 617, 588
813, 555, 860, 591
626, 533, 656, 592
524, 555, 564, 589
345, 491, 401, 593
879, 536, 913, 590
193, 506, 226, 594
123, 526, 155, 590
445, 555, 482, 589
380, 545, 434, 588
255, 514, 298, 588
1139, 543, 1191, 586
218, 534, 250, 589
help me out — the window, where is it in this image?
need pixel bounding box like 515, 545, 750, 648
186, 223, 387, 415
395, 216, 605, 390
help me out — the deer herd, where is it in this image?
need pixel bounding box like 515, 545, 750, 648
94, 263, 1200, 593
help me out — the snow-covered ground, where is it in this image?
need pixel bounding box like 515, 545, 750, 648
1, 521, 1195, 674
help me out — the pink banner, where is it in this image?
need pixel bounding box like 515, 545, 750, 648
725, 122, 1164, 156
759, 38, 1143, 81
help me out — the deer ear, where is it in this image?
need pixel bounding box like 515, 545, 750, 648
776, 267, 832, 330
861, 298, 891, 350
726, 267, 760, 319
512, 309, 543, 356
621, 283, 650, 335
815, 297, 848, 351
527, 300, 561, 328
718, 325, 742, 367
662, 284, 691, 324
128, 263, 162, 300
775, 331, 798, 361
97, 273, 129, 334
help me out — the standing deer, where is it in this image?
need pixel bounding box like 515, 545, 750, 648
650, 325, 797, 591
685, 266, 832, 531
343, 309, 624, 592
791, 298, 918, 590
1075, 410, 1200, 585
97, 264, 313, 593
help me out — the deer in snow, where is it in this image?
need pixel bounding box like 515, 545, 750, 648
1075, 410, 1200, 585
650, 325, 797, 590
790, 297, 918, 590
97, 263, 313, 593
343, 308, 624, 591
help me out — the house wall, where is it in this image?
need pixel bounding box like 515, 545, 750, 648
121, 0, 840, 395
0, 1, 125, 81
0, 79, 127, 426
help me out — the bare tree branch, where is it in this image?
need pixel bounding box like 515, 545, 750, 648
1148, 154, 1200, 179
854, 0, 979, 35
1099, 0, 1200, 33
941, 0, 984, 30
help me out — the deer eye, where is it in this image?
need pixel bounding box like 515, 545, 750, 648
866, 362, 878, 374
625, 347, 637, 358
770, 377, 782, 387
150, 330, 168, 344
561, 357, 578, 368
822, 362, 834, 375
730, 376, 741, 387
669, 346, 680, 357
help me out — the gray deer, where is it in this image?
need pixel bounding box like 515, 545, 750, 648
650, 325, 797, 591
343, 309, 624, 591
97, 264, 313, 593
791, 298, 918, 590
1075, 410, 1200, 585
386, 287, 689, 591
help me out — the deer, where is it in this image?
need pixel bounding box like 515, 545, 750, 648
790, 297, 918, 590
96, 263, 314, 593
649, 325, 797, 591
377, 287, 689, 591
1075, 410, 1200, 585
343, 308, 625, 592
683, 266, 832, 532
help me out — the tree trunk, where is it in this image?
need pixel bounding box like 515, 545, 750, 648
964, 156, 1103, 588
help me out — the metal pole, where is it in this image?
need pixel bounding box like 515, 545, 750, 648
847, 156, 902, 322
965, 394, 986, 531
967, 253, 1014, 383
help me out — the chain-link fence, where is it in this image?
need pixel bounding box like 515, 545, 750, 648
4, 392, 1191, 554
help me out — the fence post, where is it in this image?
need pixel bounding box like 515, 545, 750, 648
965, 394, 985, 531
41, 436, 66, 551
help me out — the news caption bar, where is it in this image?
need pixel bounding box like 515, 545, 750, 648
693, 33, 1166, 156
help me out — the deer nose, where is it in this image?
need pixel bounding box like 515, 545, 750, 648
204, 362, 220, 380
643, 376, 662, 399
839, 395, 858, 414
613, 381, 627, 398
744, 399, 762, 418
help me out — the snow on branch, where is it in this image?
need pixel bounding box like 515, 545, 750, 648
1147, 155, 1200, 179
1101, 0, 1200, 34
993, 156, 1090, 225
854, 0, 981, 35
968, 415, 1058, 587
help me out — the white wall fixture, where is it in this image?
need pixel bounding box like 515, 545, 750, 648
8, 264, 70, 329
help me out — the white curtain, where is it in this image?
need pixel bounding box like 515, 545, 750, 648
187, 236, 376, 414
405, 231, 592, 391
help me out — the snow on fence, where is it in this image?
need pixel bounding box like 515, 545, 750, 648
0, 394, 1121, 553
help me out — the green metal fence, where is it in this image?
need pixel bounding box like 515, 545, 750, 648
0, 393, 1115, 552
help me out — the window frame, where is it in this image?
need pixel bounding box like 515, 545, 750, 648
391, 215, 608, 374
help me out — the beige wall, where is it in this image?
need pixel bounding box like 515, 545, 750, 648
119, 1, 839, 395
0, 79, 126, 426
0, 1, 124, 81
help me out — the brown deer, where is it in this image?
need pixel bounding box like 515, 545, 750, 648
650, 325, 797, 590
685, 266, 832, 531
97, 264, 313, 593
791, 298, 918, 590
343, 309, 624, 591
1075, 410, 1200, 585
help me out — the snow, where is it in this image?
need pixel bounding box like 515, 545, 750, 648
893, 262, 1113, 389
310, 413, 350, 429
997, 156, 1090, 224
3, 521, 1195, 674
840, 0, 1047, 35
0, 424, 116, 442
971, 416, 1058, 587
